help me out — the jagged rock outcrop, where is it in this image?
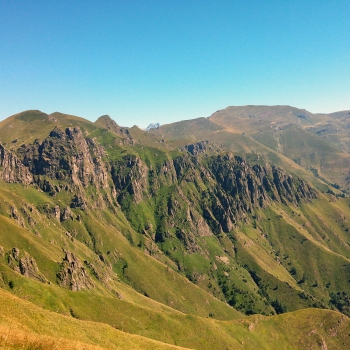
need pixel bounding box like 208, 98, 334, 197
7, 247, 20, 273
0, 144, 33, 184
180, 141, 223, 155
198, 155, 316, 233
146, 123, 160, 131
18, 254, 46, 282
52, 205, 61, 221
1, 125, 316, 254
57, 251, 94, 291
5, 248, 45, 282
20, 203, 37, 227
112, 155, 149, 204
112, 153, 317, 239
9, 206, 26, 227
16, 127, 110, 192
180, 141, 210, 155
70, 195, 87, 210
61, 206, 74, 221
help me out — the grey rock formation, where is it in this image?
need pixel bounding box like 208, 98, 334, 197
57, 251, 94, 291
17, 127, 110, 192
19, 254, 46, 282
0, 144, 33, 184
6, 247, 45, 282
146, 123, 160, 131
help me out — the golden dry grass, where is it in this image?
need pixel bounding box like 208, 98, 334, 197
0, 325, 104, 350
0, 289, 191, 350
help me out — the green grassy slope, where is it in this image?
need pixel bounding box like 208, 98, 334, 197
1, 108, 350, 349
0, 288, 190, 350
0, 110, 97, 149
147, 105, 350, 192
207, 105, 350, 191
0, 183, 241, 321
306, 110, 350, 153
1, 287, 349, 350
233, 199, 350, 313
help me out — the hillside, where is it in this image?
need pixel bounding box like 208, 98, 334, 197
1, 288, 349, 350
150, 105, 350, 193
0, 107, 349, 349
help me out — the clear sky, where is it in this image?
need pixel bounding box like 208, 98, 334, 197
1, 1, 350, 128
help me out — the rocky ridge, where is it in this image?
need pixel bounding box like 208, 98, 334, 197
112, 152, 316, 237
0, 127, 316, 246
0, 125, 328, 314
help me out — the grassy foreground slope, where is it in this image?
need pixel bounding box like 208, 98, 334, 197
1, 288, 349, 350
0, 288, 190, 350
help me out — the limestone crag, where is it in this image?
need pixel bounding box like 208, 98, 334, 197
112, 153, 316, 239
9, 206, 26, 227
5, 248, 46, 282
112, 155, 149, 204
17, 127, 110, 192
0, 144, 33, 184
1, 127, 316, 258
61, 206, 74, 221
57, 251, 94, 291
18, 254, 46, 282
180, 140, 212, 155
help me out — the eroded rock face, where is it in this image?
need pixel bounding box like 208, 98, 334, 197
0, 144, 33, 184
1, 126, 316, 254
112, 153, 316, 239
57, 251, 94, 291
112, 155, 149, 204
180, 141, 209, 155
70, 195, 87, 210
17, 127, 109, 192
19, 254, 46, 282
9, 206, 25, 227
61, 206, 74, 221
7, 249, 20, 274
5, 247, 45, 282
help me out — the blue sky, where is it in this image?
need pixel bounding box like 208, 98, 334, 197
1, 1, 350, 127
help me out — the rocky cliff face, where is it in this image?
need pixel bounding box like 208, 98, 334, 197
0, 144, 33, 184
179, 140, 222, 155
57, 251, 94, 291
17, 127, 109, 191
0, 130, 317, 302
2, 128, 315, 225
6, 127, 119, 213
4, 247, 46, 283
108, 150, 320, 314
0, 129, 317, 244
112, 152, 316, 237
112, 155, 149, 204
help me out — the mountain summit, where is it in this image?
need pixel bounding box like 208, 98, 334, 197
146, 122, 160, 131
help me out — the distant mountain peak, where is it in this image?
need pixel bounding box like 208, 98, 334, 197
146, 122, 160, 131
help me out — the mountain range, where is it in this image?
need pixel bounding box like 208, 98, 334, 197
0, 106, 349, 349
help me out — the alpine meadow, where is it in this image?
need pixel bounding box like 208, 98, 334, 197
0, 106, 349, 349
